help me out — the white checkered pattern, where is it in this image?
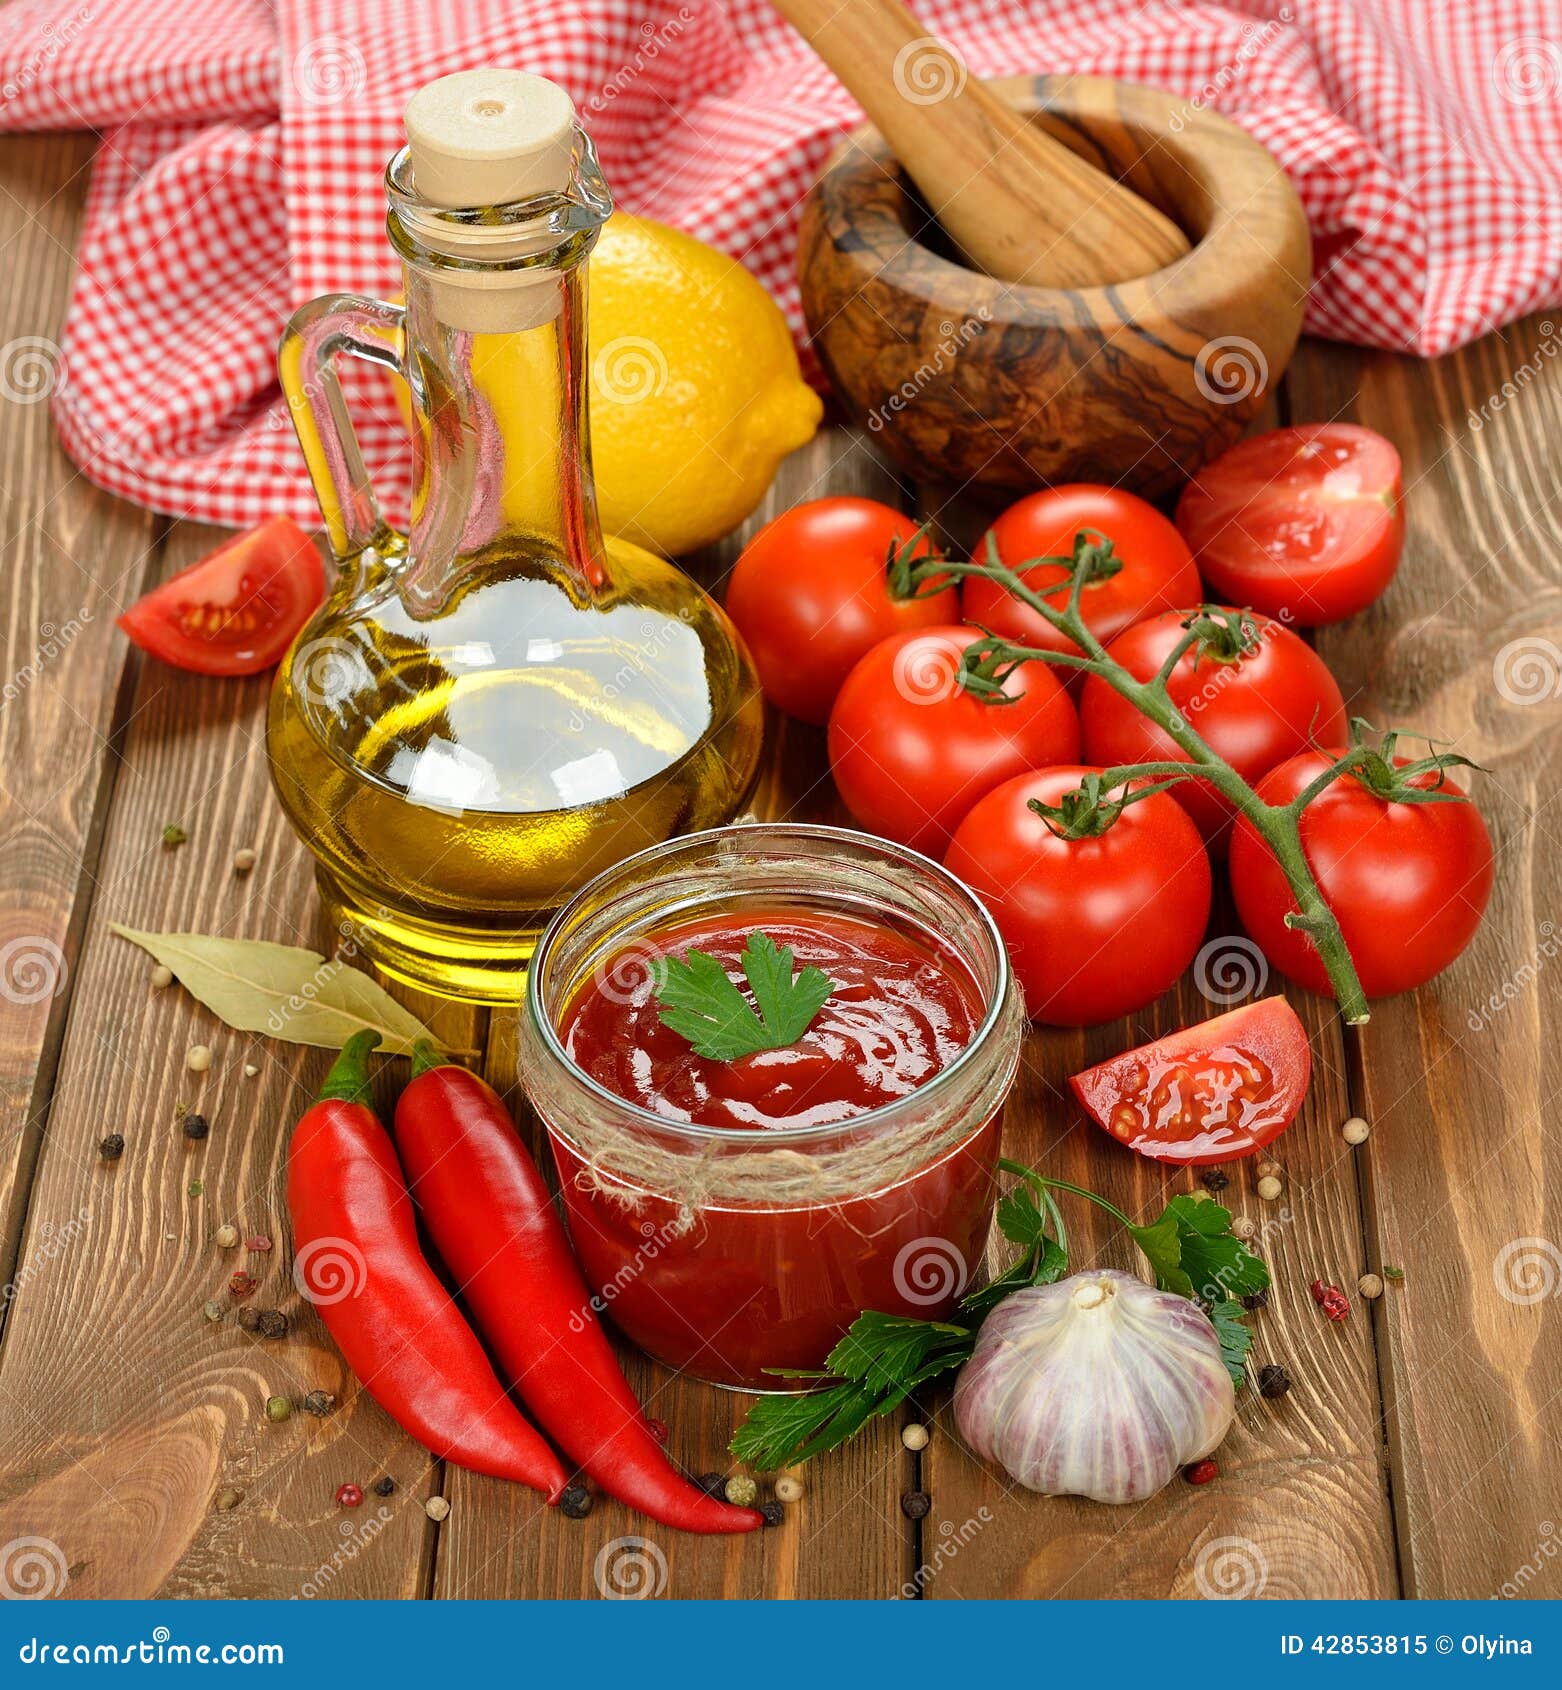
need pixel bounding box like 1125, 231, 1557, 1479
2, 0, 1560, 529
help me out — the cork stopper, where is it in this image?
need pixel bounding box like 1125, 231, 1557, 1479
399, 70, 584, 333
405, 70, 576, 209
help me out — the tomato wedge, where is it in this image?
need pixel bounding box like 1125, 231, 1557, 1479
117, 518, 325, 676
1068, 997, 1310, 1165
1175, 424, 1403, 626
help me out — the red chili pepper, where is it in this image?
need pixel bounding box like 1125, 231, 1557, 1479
286, 1032, 566, 1500
393, 1043, 761, 1536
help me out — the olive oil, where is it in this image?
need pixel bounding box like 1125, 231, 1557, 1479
266, 72, 764, 1001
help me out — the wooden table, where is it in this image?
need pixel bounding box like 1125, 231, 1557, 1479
1, 129, 1558, 1603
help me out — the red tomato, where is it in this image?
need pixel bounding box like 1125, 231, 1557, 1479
1069, 997, 1311, 1165
1175, 424, 1404, 626
963, 484, 1201, 661
117, 518, 325, 677
723, 497, 958, 724
827, 625, 1080, 856
1229, 751, 1494, 998
944, 766, 1212, 1026
1079, 609, 1347, 850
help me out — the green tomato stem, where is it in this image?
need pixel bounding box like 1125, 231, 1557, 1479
941, 540, 1372, 1025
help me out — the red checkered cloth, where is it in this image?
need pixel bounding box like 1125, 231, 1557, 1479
2, 0, 1560, 530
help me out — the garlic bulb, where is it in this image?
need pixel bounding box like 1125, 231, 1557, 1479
953, 1270, 1235, 1504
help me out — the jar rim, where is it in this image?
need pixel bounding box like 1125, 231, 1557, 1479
523, 820, 1017, 1150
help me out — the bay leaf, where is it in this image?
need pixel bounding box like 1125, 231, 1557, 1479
111, 925, 433, 1055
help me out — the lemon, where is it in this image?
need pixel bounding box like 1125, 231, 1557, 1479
583, 214, 821, 555
396, 214, 820, 558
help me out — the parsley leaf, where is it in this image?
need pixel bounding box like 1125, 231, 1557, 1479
731, 1314, 973, 1469
1206, 1296, 1255, 1387
655, 932, 834, 1062
1129, 1195, 1270, 1304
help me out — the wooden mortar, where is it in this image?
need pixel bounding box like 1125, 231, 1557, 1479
798, 75, 1312, 499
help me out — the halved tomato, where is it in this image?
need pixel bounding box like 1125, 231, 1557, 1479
1068, 996, 1310, 1165
117, 518, 325, 676
1174, 424, 1403, 626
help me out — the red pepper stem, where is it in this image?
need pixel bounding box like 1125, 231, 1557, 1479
410, 1037, 451, 1081
316, 1030, 380, 1106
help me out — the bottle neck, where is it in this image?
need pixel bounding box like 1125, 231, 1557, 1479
397, 246, 609, 613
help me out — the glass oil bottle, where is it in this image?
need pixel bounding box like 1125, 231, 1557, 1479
267, 71, 764, 1002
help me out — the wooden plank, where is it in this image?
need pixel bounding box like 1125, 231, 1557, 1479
433, 428, 920, 1598
1290, 315, 1562, 1599
911, 414, 1399, 1599
0, 134, 160, 1302
0, 525, 440, 1598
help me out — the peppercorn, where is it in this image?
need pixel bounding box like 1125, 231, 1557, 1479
774, 1476, 804, 1503
236, 1305, 262, 1333
1199, 1167, 1230, 1191
182, 1111, 210, 1141
1309, 1278, 1350, 1321
150, 965, 174, 989
302, 1389, 335, 1417
1232, 1215, 1258, 1240
246, 1234, 272, 1254
1342, 1115, 1371, 1145
372, 1477, 396, 1498
759, 1500, 785, 1528
228, 1270, 257, 1301
256, 1308, 289, 1339
1256, 1175, 1283, 1202
725, 1475, 758, 1508
1357, 1273, 1384, 1300
213, 1487, 243, 1512
425, 1496, 451, 1522
185, 1046, 212, 1075
233, 847, 257, 875
162, 824, 187, 848
559, 1485, 593, 1519
201, 1299, 223, 1323
265, 1395, 292, 1423
214, 1224, 239, 1249
1257, 1364, 1291, 1399
1242, 1288, 1269, 1311
1185, 1459, 1218, 1485
901, 1423, 930, 1452
335, 1483, 363, 1509
188, 1180, 203, 1197
1256, 1160, 1281, 1179
99, 1133, 125, 1161
645, 1416, 668, 1443
900, 1490, 932, 1520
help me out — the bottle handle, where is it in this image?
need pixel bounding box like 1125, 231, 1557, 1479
277, 294, 407, 564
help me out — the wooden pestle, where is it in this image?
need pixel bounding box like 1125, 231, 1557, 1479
772, 0, 1191, 287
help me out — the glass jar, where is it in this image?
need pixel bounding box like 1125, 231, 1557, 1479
519, 823, 1024, 1391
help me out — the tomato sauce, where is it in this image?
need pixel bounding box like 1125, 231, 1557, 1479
552, 905, 1002, 1388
